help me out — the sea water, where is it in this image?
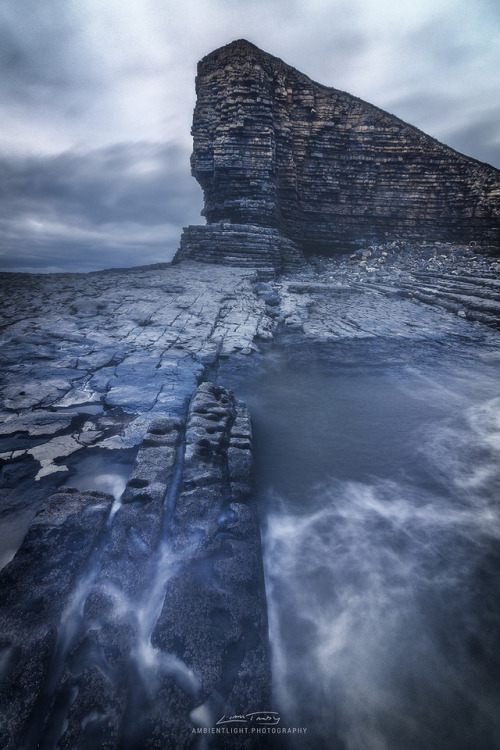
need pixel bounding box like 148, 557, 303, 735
242, 346, 500, 750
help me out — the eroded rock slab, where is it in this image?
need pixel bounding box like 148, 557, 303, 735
0, 264, 264, 493
0, 489, 115, 750
153, 384, 269, 725
0, 383, 270, 750
1, 252, 499, 569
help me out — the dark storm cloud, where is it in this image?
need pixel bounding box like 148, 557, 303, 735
0, 143, 200, 225
1, 1, 75, 84
0, 143, 202, 272
0, 0, 498, 271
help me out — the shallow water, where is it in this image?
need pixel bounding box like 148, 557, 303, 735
2, 340, 499, 748
244, 349, 500, 749
0, 451, 134, 572
63, 452, 133, 500
0, 508, 37, 571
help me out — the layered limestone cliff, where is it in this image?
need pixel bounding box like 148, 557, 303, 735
176, 39, 500, 265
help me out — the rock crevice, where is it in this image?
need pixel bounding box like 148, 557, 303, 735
0, 383, 270, 750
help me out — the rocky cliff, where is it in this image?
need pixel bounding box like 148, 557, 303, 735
176, 39, 500, 266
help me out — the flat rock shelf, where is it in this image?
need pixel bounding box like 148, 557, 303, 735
0, 243, 499, 749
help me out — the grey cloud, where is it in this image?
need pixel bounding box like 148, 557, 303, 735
483, 0, 500, 21
0, 142, 202, 272
0, 223, 180, 274
388, 91, 457, 123
0, 0, 498, 272
0, 1, 91, 101
386, 91, 500, 169
0, 143, 200, 223
385, 91, 461, 142
0, 0, 176, 153
405, 20, 474, 68
445, 118, 500, 170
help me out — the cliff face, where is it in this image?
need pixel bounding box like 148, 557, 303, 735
178, 39, 500, 262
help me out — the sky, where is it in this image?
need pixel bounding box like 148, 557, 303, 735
0, 0, 499, 273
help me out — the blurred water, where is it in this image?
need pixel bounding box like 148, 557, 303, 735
246, 353, 500, 749
64, 453, 131, 500
0, 452, 133, 573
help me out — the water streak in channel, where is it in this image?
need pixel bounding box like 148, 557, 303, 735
130, 432, 201, 696
21, 494, 124, 750
64, 454, 131, 502
27, 422, 205, 750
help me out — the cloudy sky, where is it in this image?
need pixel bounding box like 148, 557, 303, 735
1, 0, 499, 273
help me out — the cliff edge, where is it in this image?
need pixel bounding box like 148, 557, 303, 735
176, 39, 500, 266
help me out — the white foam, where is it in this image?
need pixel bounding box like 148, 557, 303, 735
263, 472, 500, 747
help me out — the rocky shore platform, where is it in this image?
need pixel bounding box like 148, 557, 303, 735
0, 243, 499, 749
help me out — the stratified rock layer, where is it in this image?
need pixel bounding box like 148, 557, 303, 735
177, 223, 304, 273
176, 39, 500, 265
0, 383, 270, 750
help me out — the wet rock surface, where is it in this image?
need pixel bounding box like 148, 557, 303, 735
0, 246, 499, 748
1, 247, 497, 531
152, 384, 270, 738
0, 488, 115, 750
0, 382, 269, 750
2, 37, 500, 750
0, 263, 265, 491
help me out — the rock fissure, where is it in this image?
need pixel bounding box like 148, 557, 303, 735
1, 381, 269, 749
